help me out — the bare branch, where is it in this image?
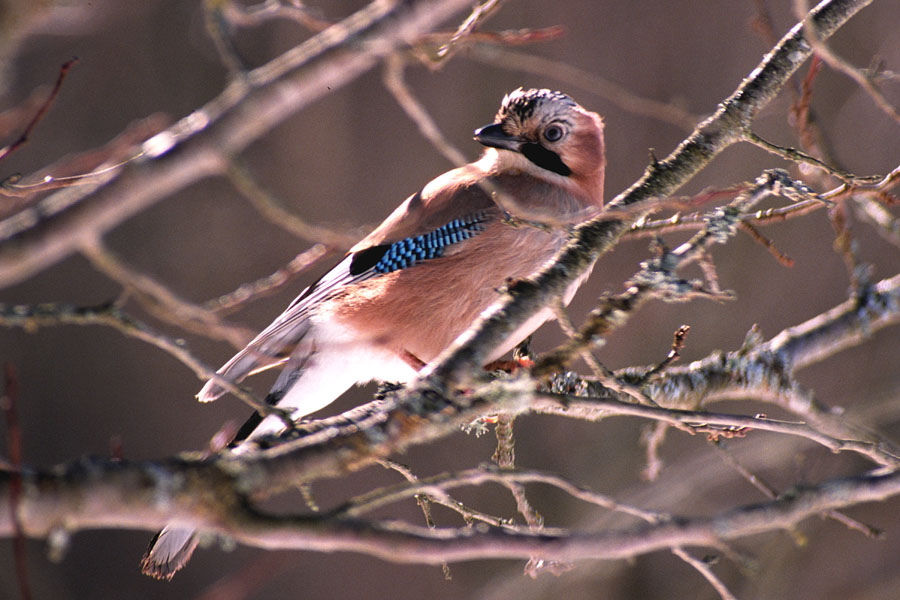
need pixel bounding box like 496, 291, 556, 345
0, 301, 285, 420
0, 58, 77, 165
465, 45, 700, 131
222, 0, 332, 32
203, 244, 331, 315
2, 364, 32, 600
1, 455, 900, 565
382, 54, 468, 166
225, 159, 362, 246
795, 0, 900, 124
80, 236, 254, 348
671, 547, 738, 600
0, 0, 475, 289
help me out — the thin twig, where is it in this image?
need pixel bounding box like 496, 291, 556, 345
671, 547, 739, 600
80, 236, 254, 348
0, 0, 476, 288
435, 0, 505, 61
204, 244, 330, 315
226, 160, 361, 246
533, 392, 900, 468
646, 325, 690, 377
641, 421, 670, 481
377, 459, 452, 578
795, 0, 900, 124
223, 0, 332, 32
488, 415, 569, 578
0, 302, 288, 422
0, 58, 78, 164
741, 128, 871, 183
465, 45, 700, 131
739, 221, 795, 267
382, 54, 468, 166
712, 440, 882, 539
2, 364, 32, 600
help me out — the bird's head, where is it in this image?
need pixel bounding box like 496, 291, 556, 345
474, 88, 605, 202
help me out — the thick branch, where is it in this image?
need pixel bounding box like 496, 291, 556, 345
1, 458, 898, 565
768, 273, 900, 370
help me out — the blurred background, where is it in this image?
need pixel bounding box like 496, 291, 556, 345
0, 1, 899, 598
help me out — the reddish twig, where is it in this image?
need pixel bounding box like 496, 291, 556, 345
796, 0, 900, 124
647, 325, 691, 377
109, 435, 124, 462
790, 55, 827, 160
435, 0, 505, 61
0, 114, 168, 202
2, 364, 32, 600
0, 58, 78, 164
828, 199, 864, 292
740, 221, 795, 267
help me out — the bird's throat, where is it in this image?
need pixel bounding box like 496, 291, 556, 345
519, 143, 572, 177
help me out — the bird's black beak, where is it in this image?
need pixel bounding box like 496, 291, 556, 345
473, 123, 523, 152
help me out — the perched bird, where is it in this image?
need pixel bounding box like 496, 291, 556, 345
141, 88, 606, 579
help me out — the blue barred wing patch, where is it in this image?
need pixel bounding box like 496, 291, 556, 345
235, 212, 492, 360
372, 213, 489, 274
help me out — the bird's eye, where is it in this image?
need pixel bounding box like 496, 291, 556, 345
543, 125, 564, 142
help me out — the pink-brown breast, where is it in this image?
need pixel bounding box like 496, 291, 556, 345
323, 153, 602, 365
323, 219, 568, 363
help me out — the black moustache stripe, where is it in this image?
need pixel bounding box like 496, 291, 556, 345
520, 143, 572, 177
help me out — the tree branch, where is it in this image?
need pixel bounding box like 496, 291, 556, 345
1, 457, 899, 565
0, 0, 473, 289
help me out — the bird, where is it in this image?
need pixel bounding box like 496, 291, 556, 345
141, 87, 606, 579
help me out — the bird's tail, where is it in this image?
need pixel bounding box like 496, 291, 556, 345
140, 526, 200, 580
142, 352, 317, 579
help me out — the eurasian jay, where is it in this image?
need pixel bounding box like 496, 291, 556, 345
141, 88, 606, 579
